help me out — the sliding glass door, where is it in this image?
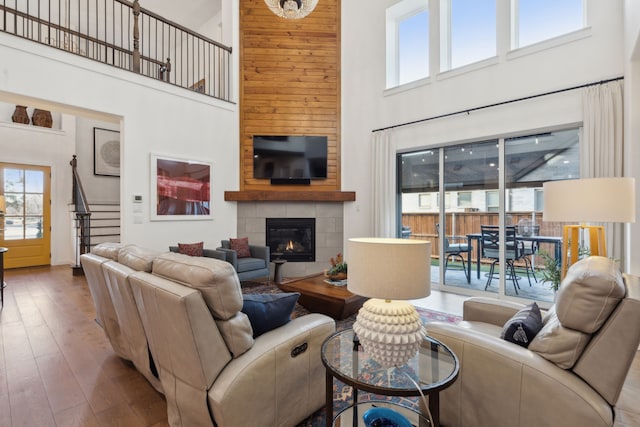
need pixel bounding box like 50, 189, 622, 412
399, 128, 579, 303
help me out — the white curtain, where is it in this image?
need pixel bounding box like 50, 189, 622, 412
372, 129, 397, 237
581, 80, 625, 263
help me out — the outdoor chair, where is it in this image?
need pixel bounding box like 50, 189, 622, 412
437, 223, 469, 281
480, 225, 522, 294
518, 224, 540, 284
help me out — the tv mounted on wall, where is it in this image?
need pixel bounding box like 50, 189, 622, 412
253, 135, 328, 184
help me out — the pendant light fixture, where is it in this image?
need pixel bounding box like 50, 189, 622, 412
264, 0, 318, 19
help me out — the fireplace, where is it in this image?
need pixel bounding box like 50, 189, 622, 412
266, 218, 315, 262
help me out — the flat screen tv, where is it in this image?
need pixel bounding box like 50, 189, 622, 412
253, 135, 328, 180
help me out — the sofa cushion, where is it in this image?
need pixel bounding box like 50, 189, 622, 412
178, 241, 204, 257
555, 256, 625, 334
236, 257, 267, 273
242, 293, 300, 337
230, 237, 251, 258
152, 252, 253, 357
529, 309, 591, 369
117, 245, 159, 272
500, 302, 542, 347
92, 242, 124, 260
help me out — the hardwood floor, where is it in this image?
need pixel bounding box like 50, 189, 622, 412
0, 266, 168, 427
0, 265, 639, 427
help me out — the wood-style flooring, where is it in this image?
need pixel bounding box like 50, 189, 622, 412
0, 265, 639, 427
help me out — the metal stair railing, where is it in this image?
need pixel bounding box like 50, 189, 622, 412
70, 155, 91, 274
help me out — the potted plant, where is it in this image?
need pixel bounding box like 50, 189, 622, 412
325, 252, 347, 280
539, 250, 561, 292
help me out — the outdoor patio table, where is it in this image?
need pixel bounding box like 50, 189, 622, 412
465, 233, 562, 284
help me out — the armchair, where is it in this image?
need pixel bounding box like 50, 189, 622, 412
426, 256, 640, 427
217, 239, 270, 281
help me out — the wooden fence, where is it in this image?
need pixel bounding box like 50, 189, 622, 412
402, 212, 563, 263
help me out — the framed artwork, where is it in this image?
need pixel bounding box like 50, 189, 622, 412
93, 127, 120, 177
150, 154, 213, 221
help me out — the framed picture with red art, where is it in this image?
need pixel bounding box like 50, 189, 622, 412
150, 153, 213, 221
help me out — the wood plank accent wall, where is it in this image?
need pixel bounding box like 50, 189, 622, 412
239, 0, 341, 192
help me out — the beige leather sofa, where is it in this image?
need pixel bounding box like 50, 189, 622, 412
82, 244, 335, 427
81, 243, 130, 359
427, 256, 640, 427
81, 243, 163, 392
101, 244, 163, 392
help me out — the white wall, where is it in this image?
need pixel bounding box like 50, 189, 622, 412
341, 0, 627, 256
0, 116, 75, 265
0, 20, 239, 263
74, 117, 120, 203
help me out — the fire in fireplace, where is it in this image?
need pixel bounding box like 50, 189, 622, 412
266, 218, 315, 262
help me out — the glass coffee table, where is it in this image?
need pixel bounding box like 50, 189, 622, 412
321, 329, 459, 427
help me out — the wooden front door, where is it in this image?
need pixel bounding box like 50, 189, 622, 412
0, 163, 51, 268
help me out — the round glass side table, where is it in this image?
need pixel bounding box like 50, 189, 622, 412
321, 329, 459, 427
333, 401, 431, 427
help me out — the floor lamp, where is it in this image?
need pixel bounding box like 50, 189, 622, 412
542, 177, 635, 278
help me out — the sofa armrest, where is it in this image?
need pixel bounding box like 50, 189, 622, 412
216, 247, 238, 269
249, 245, 270, 261
463, 297, 528, 326
426, 321, 613, 427
203, 248, 226, 261
208, 313, 336, 427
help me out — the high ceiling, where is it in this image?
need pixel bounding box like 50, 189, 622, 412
144, 0, 221, 31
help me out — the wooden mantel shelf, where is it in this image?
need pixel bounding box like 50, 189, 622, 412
224, 191, 356, 202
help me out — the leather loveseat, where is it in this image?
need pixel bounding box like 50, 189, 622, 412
81, 243, 335, 427
426, 256, 640, 427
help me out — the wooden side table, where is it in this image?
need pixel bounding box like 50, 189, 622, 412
0, 247, 8, 307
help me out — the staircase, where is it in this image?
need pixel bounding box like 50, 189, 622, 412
88, 203, 121, 247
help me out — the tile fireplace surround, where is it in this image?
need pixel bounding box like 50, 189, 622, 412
236, 201, 344, 278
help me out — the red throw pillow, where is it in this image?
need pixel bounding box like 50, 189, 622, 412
230, 237, 251, 258
178, 242, 204, 257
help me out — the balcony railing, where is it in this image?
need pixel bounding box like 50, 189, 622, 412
0, 0, 232, 102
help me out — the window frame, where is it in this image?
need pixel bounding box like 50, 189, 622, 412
439, 0, 497, 72
510, 0, 587, 50
386, 0, 429, 88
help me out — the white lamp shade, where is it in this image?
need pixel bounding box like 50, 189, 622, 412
543, 177, 636, 223
347, 237, 431, 300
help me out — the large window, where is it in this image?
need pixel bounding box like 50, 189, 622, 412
386, 0, 429, 88
440, 0, 496, 71
512, 0, 585, 49
399, 128, 580, 304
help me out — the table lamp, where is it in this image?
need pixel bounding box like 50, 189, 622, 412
543, 177, 635, 278
347, 237, 431, 367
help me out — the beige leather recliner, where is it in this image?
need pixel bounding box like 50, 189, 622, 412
101, 244, 163, 392
129, 252, 335, 427
427, 256, 640, 427
80, 242, 130, 359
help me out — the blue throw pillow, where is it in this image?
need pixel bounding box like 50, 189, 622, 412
242, 292, 300, 337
